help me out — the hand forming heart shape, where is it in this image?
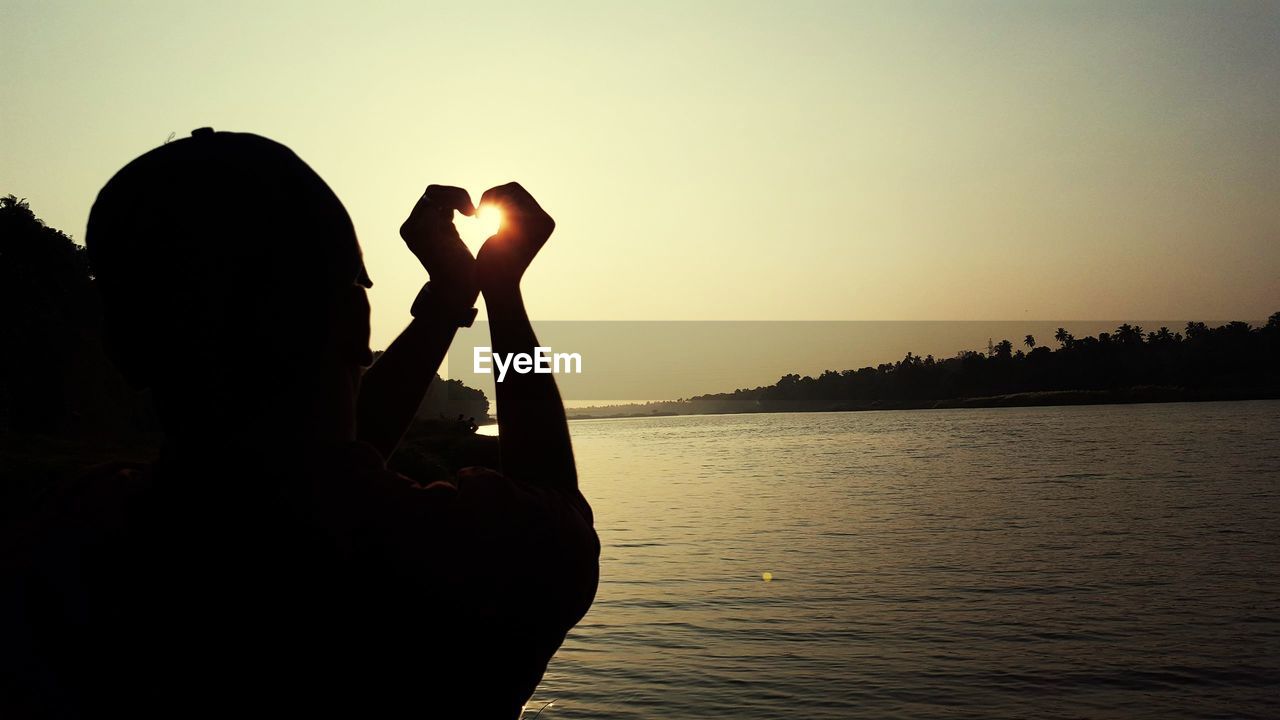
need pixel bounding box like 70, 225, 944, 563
401, 181, 554, 299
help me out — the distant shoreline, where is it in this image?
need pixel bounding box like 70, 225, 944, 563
566, 387, 1280, 420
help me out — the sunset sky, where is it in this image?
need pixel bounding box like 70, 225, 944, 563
3, 0, 1277, 350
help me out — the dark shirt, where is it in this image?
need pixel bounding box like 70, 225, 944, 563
2, 443, 599, 719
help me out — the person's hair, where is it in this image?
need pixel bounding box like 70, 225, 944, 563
86, 129, 370, 394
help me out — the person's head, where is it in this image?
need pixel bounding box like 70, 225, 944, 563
87, 128, 373, 444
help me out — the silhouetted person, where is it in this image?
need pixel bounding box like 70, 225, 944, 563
1, 129, 598, 718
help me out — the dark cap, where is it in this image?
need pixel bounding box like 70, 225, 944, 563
86, 129, 372, 387
88, 127, 371, 290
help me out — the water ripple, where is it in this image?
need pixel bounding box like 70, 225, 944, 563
528, 401, 1280, 719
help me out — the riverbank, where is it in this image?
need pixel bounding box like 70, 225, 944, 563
567, 386, 1280, 419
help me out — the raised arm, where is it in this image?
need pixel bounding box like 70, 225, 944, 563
476, 183, 577, 490
356, 186, 479, 460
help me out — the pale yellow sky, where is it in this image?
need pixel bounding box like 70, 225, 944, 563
2, 0, 1277, 349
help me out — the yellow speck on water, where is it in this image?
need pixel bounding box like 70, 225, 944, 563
762, 572, 773, 582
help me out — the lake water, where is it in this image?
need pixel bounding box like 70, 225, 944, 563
525, 401, 1280, 719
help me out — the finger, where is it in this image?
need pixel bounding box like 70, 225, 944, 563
477, 184, 509, 212
424, 184, 477, 216
402, 197, 448, 238
478, 182, 538, 213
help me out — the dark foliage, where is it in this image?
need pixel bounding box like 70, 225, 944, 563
0, 195, 102, 433
690, 318, 1280, 413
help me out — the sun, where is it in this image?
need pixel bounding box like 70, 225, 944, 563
458, 204, 504, 249
476, 204, 503, 238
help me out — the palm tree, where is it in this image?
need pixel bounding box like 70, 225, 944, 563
994, 339, 1014, 358
1053, 327, 1073, 348
1114, 323, 1144, 344
1024, 334, 1036, 349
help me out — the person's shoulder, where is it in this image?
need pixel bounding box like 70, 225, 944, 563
338, 441, 463, 506
453, 466, 596, 533
451, 466, 601, 613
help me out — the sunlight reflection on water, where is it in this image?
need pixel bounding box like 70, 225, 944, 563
524, 401, 1280, 719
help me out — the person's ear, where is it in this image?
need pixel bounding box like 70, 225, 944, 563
335, 283, 374, 368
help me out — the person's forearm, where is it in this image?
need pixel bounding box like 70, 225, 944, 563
356, 317, 458, 461
484, 284, 577, 489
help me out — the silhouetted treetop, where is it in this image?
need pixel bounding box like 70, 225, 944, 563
670, 318, 1280, 414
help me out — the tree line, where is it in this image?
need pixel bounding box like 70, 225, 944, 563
676, 317, 1280, 414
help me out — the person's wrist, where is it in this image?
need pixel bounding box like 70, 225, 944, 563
477, 265, 524, 297
411, 280, 479, 326
480, 278, 522, 303
430, 278, 478, 308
